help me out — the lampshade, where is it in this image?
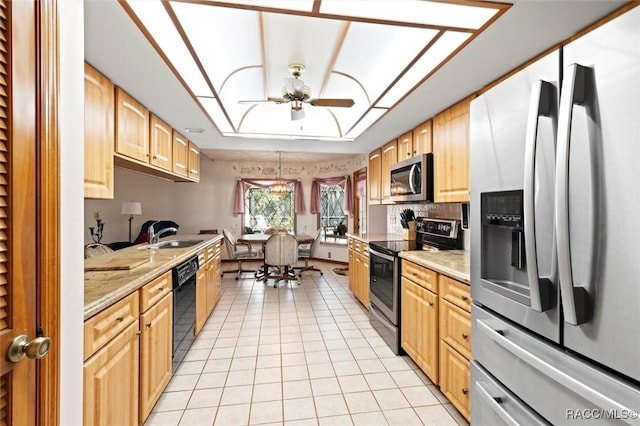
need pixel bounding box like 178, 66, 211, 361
121, 201, 142, 216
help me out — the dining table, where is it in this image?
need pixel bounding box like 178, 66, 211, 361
238, 232, 315, 281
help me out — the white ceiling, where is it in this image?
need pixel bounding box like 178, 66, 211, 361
84, 0, 627, 162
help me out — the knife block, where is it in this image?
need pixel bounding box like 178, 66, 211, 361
403, 221, 416, 240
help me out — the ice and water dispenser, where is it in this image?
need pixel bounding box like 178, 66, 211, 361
480, 190, 530, 305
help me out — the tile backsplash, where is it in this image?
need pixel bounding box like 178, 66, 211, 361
387, 202, 469, 249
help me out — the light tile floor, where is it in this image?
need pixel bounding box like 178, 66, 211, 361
144, 261, 470, 426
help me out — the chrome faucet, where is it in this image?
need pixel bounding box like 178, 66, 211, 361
148, 222, 178, 245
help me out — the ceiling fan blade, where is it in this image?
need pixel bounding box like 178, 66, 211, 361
308, 98, 355, 108
238, 97, 288, 105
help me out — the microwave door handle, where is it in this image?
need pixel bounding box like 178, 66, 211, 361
556, 64, 593, 326
408, 164, 417, 194
523, 80, 556, 312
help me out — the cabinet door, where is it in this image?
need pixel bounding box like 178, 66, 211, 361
188, 141, 200, 181
368, 149, 381, 203
115, 87, 149, 163
139, 292, 173, 423
397, 131, 414, 160
381, 139, 398, 201
401, 277, 439, 384
413, 119, 432, 155
84, 63, 114, 199
172, 131, 189, 177
433, 98, 471, 202
149, 114, 173, 171
84, 321, 139, 426
195, 267, 207, 334
440, 342, 471, 420
348, 247, 356, 293
359, 253, 370, 309
206, 259, 217, 316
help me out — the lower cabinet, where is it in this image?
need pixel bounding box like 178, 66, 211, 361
206, 240, 222, 316
348, 238, 370, 308
400, 259, 472, 421
400, 276, 439, 384
196, 264, 207, 335
84, 320, 140, 426
139, 292, 173, 422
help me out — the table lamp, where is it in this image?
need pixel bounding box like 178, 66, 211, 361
121, 201, 142, 242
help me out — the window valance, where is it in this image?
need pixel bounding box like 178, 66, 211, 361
310, 175, 353, 215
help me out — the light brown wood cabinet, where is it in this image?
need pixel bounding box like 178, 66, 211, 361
188, 141, 200, 182
149, 114, 173, 171
439, 274, 472, 421
139, 292, 173, 422
348, 238, 369, 309
83, 292, 140, 426
206, 240, 222, 316
196, 264, 207, 335
433, 98, 471, 202
84, 63, 114, 199
397, 131, 414, 160
380, 139, 398, 202
115, 87, 150, 163
368, 149, 381, 203
400, 267, 439, 384
413, 119, 433, 155
172, 130, 189, 178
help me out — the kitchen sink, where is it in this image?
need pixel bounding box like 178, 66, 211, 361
139, 240, 204, 250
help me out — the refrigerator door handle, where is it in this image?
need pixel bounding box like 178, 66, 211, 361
523, 80, 556, 312
556, 63, 592, 325
475, 380, 519, 426
477, 320, 636, 421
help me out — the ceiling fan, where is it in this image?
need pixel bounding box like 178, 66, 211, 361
240, 64, 355, 121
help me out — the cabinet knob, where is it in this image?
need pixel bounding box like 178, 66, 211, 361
412, 272, 417, 276
428, 301, 434, 307
153, 155, 157, 160
461, 295, 469, 302
136, 330, 142, 336
462, 388, 468, 395
462, 333, 469, 340
146, 322, 152, 328
158, 286, 165, 292
116, 316, 124, 322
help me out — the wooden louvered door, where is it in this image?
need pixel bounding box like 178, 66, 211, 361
0, 2, 39, 425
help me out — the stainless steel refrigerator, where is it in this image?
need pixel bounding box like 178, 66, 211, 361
470, 6, 640, 425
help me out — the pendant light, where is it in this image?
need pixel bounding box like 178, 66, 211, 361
270, 151, 290, 195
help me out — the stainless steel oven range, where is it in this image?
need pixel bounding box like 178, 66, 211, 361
368, 218, 462, 355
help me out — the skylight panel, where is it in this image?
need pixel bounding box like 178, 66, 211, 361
127, 1, 212, 97
320, 0, 500, 30
198, 97, 234, 133
210, 0, 313, 12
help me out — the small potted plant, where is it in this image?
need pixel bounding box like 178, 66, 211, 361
335, 220, 347, 236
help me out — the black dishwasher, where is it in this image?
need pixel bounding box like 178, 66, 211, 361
172, 256, 198, 372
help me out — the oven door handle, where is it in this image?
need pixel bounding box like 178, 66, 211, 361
369, 248, 395, 262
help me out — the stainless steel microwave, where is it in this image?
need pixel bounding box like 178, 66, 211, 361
390, 153, 433, 202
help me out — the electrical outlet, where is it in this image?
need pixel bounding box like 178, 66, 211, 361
94, 211, 100, 219
327, 252, 332, 259
390, 216, 396, 224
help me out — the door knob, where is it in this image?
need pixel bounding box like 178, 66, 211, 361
7, 335, 52, 363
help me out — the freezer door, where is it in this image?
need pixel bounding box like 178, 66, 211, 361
471, 361, 550, 426
473, 305, 640, 426
470, 49, 560, 343
559, 6, 640, 383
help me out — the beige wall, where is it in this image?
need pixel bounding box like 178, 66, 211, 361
84, 154, 368, 262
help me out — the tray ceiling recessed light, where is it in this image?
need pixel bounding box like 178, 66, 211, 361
184, 127, 205, 134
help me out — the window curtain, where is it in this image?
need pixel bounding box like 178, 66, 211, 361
309, 175, 353, 215
355, 174, 367, 199
233, 178, 305, 216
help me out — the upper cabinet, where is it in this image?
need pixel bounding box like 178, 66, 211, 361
433, 98, 471, 203
413, 119, 433, 156
381, 139, 398, 202
368, 149, 381, 204
172, 131, 189, 178
84, 63, 114, 199
115, 87, 150, 163
149, 114, 173, 171
188, 141, 200, 182
397, 131, 414, 161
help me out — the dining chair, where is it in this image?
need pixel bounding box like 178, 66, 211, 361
295, 228, 323, 277
222, 229, 258, 280
263, 232, 299, 287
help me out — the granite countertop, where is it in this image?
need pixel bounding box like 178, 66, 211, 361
399, 249, 470, 284
84, 234, 223, 320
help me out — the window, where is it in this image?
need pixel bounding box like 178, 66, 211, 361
244, 187, 294, 233
318, 184, 347, 243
